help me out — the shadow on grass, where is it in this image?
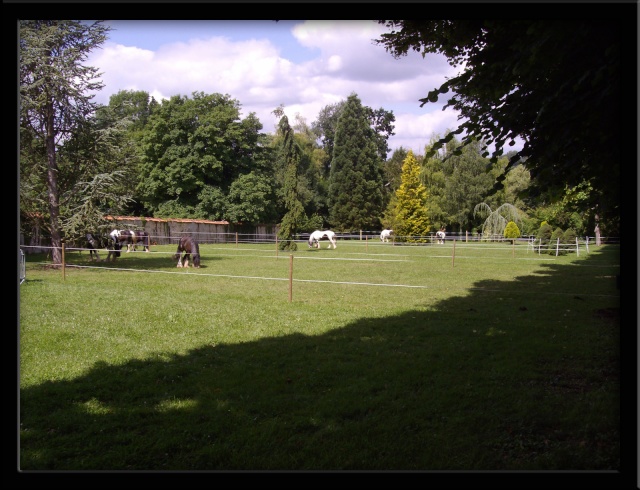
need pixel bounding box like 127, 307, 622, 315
63, 251, 223, 270
19, 250, 625, 477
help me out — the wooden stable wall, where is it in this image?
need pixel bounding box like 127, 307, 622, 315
106, 216, 279, 245
19, 216, 279, 252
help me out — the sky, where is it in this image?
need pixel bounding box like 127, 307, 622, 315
85, 20, 467, 158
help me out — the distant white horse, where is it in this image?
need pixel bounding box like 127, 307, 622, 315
380, 229, 393, 242
308, 230, 337, 249
436, 229, 446, 244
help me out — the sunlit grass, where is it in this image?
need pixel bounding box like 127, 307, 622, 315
19, 242, 620, 470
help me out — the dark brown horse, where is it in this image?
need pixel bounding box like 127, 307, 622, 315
174, 236, 200, 268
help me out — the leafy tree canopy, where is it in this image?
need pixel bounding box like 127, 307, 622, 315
136, 91, 270, 219
312, 100, 396, 176
376, 15, 627, 224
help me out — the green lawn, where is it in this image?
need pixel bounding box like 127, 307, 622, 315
19, 241, 620, 471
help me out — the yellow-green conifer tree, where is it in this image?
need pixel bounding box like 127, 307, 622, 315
394, 150, 431, 242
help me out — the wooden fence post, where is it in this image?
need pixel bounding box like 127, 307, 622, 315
289, 254, 293, 302
452, 239, 456, 268
61, 240, 66, 281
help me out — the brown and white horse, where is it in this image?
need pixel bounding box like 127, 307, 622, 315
86, 233, 122, 262
174, 235, 201, 268
109, 229, 150, 252
308, 230, 337, 249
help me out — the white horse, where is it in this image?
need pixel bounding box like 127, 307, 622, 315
380, 229, 393, 242
436, 229, 446, 244
308, 230, 337, 249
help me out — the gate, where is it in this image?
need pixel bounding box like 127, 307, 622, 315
19, 249, 26, 284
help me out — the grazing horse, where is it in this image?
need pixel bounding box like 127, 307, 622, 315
86, 233, 102, 261
380, 229, 393, 242
436, 229, 446, 244
109, 229, 150, 252
174, 235, 201, 268
86, 233, 122, 262
308, 230, 337, 249
127, 230, 150, 252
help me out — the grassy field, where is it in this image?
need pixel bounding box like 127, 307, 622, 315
18, 240, 621, 472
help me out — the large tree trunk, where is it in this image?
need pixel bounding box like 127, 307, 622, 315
46, 106, 62, 265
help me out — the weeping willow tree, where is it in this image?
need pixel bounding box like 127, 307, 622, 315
473, 203, 524, 240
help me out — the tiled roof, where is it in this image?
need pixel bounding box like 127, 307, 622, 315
105, 216, 230, 225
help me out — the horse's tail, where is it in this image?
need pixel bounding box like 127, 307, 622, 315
192, 241, 201, 267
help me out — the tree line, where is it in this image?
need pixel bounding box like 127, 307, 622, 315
20, 19, 623, 262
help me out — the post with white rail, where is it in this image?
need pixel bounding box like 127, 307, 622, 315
452, 239, 456, 268
289, 254, 294, 302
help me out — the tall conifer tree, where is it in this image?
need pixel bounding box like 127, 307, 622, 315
328, 94, 384, 231
20, 20, 110, 264
394, 150, 431, 242
276, 114, 306, 251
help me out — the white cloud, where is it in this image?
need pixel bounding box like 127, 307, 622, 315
87, 20, 468, 158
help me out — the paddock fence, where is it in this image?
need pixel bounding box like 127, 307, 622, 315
19, 249, 26, 284
20, 213, 619, 252
19, 237, 621, 304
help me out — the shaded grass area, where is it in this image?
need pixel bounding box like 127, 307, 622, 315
19, 243, 621, 472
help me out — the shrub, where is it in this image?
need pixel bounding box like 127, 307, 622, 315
503, 221, 521, 244
549, 227, 567, 255
303, 214, 324, 232
550, 227, 564, 242
563, 228, 578, 245
536, 223, 553, 244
